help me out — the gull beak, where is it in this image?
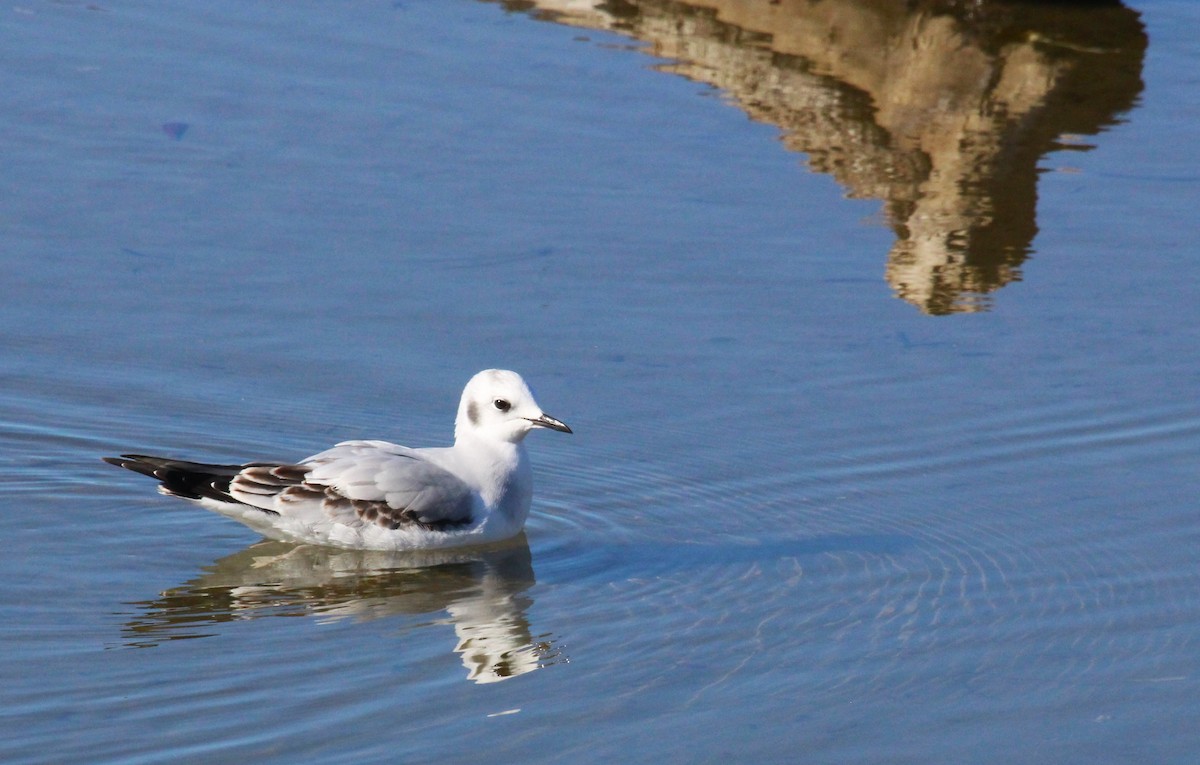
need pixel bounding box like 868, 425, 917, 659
528, 413, 572, 434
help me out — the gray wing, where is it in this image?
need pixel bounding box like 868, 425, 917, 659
292, 440, 476, 530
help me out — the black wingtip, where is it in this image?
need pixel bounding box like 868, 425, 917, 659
102, 453, 291, 511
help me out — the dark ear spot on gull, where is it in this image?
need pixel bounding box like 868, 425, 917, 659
467, 400, 480, 426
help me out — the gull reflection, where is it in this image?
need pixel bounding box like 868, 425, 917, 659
504, 0, 1146, 314
119, 534, 562, 683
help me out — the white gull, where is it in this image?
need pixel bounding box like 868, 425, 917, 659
104, 369, 571, 550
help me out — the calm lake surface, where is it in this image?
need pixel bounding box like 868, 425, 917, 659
3, 0, 1198, 762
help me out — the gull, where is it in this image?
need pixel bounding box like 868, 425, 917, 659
104, 369, 571, 550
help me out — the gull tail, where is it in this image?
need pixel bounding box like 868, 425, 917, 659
103, 454, 278, 508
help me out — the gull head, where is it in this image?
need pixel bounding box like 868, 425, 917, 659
454, 369, 572, 444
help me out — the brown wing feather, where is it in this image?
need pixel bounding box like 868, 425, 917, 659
106, 448, 474, 532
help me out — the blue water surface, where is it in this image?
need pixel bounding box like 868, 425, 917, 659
2, 0, 1198, 763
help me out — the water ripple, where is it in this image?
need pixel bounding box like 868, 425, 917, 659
525, 400, 1200, 702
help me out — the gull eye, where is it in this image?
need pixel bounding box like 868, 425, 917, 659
493, 398, 511, 412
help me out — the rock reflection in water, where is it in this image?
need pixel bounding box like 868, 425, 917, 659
119, 535, 562, 684
501, 0, 1146, 314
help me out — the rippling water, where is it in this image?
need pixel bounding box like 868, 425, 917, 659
3, 0, 1199, 763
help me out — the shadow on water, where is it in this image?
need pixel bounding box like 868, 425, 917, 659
492, 0, 1147, 314
116, 527, 911, 673
116, 534, 565, 684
